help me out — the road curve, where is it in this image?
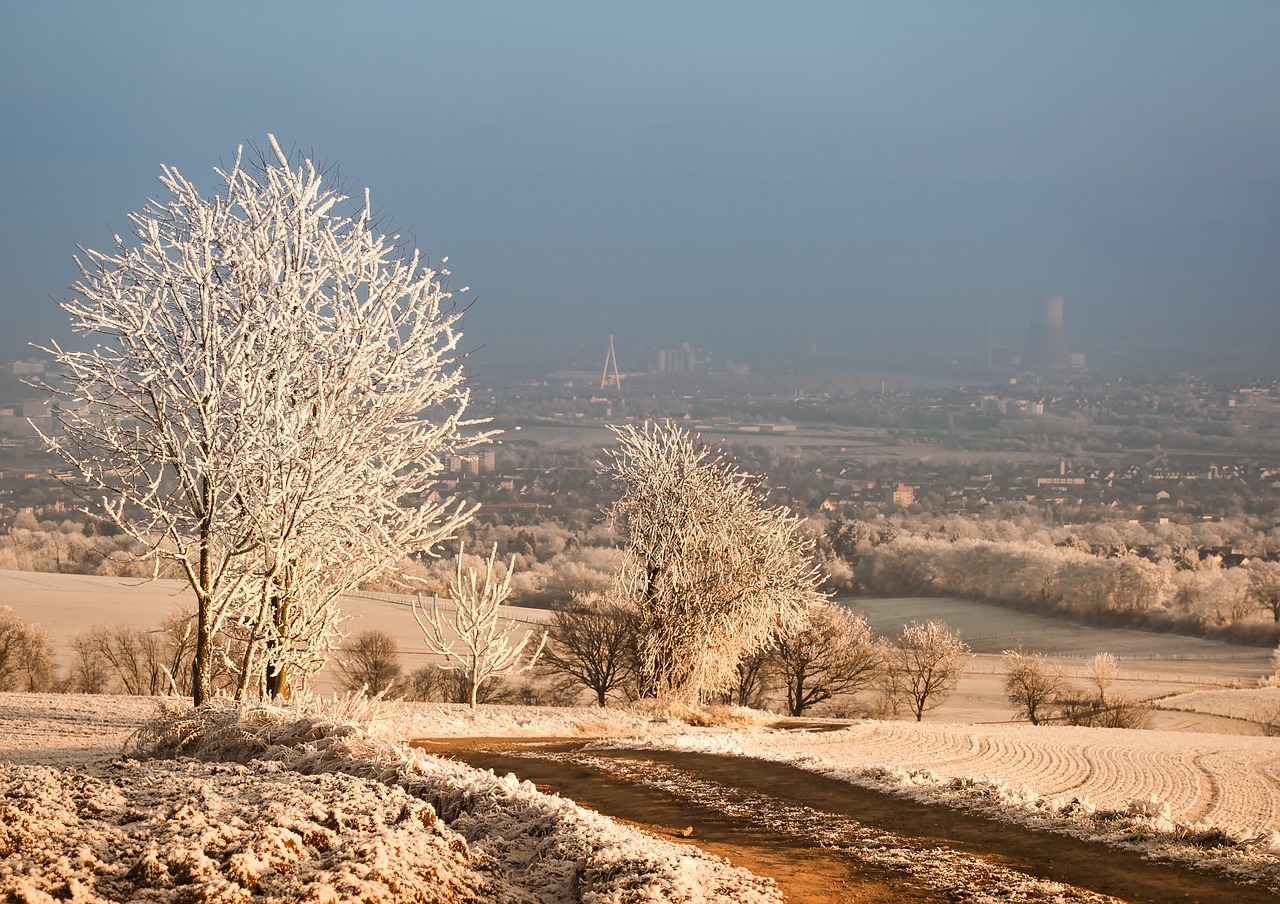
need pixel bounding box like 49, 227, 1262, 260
416, 738, 1279, 904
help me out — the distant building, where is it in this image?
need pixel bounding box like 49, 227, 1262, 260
657, 342, 697, 373
887, 483, 915, 507
1022, 295, 1072, 369
447, 450, 496, 475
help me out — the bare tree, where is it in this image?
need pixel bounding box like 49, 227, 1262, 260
67, 632, 113, 694
539, 592, 636, 706
70, 625, 169, 695
771, 605, 880, 717
402, 665, 456, 703
1054, 652, 1150, 729
36, 135, 483, 704
337, 630, 404, 696
1002, 646, 1066, 725
718, 647, 773, 710
414, 544, 545, 710
884, 621, 968, 721
0, 607, 54, 692
604, 421, 825, 703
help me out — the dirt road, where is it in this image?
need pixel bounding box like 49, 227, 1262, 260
416, 738, 1278, 904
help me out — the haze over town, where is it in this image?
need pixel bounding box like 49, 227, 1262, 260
3, 3, 1280, 373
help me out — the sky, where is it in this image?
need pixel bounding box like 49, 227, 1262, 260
2, 2, 1279, 374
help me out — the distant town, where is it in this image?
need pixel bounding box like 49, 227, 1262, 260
7, 348, 1280, 564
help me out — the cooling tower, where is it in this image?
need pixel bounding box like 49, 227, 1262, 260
1022, 295, 1070, 369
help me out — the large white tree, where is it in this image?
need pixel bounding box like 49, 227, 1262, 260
37, 136, 484, 703
604, 421, 826, 703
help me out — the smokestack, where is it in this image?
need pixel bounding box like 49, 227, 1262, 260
1023, 295, 1070, 369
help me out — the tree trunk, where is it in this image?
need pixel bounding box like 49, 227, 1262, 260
265, 586, 292, 699
193, 476, 215, 706
193, 610, 210, 707
266, 663, 291, 699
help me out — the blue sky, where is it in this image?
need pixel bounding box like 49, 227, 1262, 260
2, 2, 1278, 370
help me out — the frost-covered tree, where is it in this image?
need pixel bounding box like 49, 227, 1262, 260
1086, 651, 1120, 704
771, 604, 880, 716
1247, 561, 1280, 623
414, 544, 546, 710
604, 421, 826, 703
883, 620, 968, 721
1002, 646, 1066, 725
36, 136, 482, 703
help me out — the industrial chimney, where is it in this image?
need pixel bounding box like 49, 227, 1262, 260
1022, 295, 1070, 369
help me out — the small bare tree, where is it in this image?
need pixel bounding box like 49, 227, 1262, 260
70, 625, 169, 695
0, 607, 54, 692
1002, 646, 1066, 725
402, 665, 458, 703
1057, 651, 1150, 729
1086, 651, 1120, 705
67, 632, 113, 693
337, 630, 404, 696
771, 605, 880, 717
539, 592, 636, 706
885, 621, 968, 721
414, 545, 546, 710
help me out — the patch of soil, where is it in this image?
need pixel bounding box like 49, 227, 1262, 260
418, 737, 1278, 904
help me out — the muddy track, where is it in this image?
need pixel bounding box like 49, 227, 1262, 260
416, 737, 1279, 904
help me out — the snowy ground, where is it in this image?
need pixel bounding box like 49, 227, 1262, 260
0, 695, 778, 903
3, 692, 1280, 899
1160, 686, 1280, 723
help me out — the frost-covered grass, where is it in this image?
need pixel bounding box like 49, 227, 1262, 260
1, 758, 491, 902
1, 694, 780, 903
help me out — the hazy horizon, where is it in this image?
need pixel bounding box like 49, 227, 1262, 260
3, 3, 1278, 373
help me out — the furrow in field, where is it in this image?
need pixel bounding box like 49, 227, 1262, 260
1198, 751, 1280, 834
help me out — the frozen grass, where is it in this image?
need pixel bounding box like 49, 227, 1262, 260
1, 694, 780, 903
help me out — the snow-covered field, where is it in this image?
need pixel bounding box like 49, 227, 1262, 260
1160, 686, 1280, 722
626, 720, 1280, 840
3, 692, 1280, 899
5, 573, 1280, 897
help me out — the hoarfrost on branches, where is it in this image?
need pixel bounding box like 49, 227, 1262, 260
604, 421, 827, 703
414, 544, 546, 709
883, 620, 969, 721
771, 603, 880, 717
35, 135, 486, 703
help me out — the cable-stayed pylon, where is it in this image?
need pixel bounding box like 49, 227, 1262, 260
600, 334, 622, 391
